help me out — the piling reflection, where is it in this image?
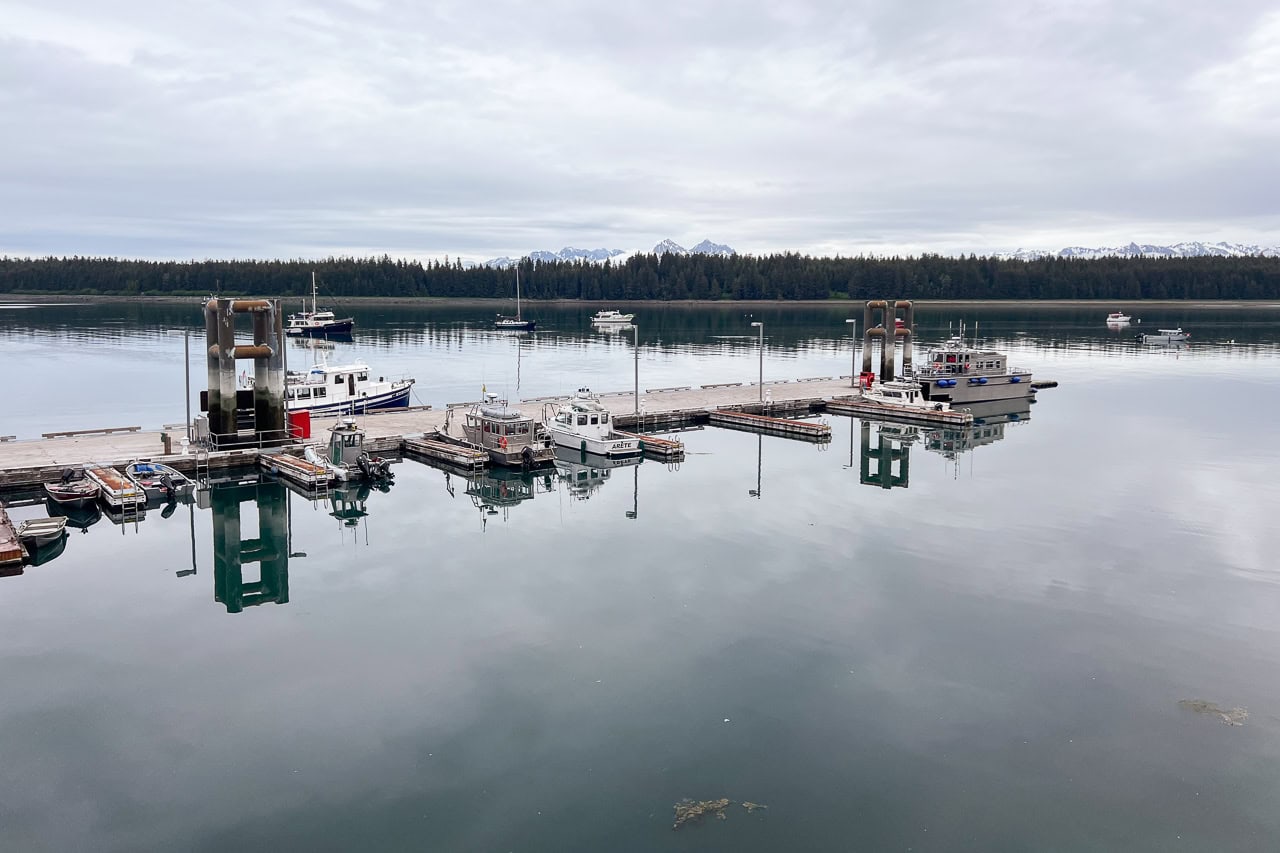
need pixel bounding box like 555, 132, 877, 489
858, 421, 914, 489
209, 478, 291, 613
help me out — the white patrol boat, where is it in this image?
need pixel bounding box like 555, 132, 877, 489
590, 310, 635, 325
547, 389, 642, 458
281, 359, 414, 416
912, 326, 1034, 405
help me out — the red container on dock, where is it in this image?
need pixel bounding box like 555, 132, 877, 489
287, 410, 311, 440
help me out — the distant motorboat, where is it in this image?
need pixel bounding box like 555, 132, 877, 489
1106, 312, 1131, 325
591, 310, 635, 325
1140, 327, 1189, 344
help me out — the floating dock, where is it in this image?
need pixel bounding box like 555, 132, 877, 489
0, 505, 26, 568
258, 451, 335, 490
404, 432, 489, 472
0, 373, 1055, 489
613, 430, 685, 462
825, 396, 975, 427
707, 410, 832, 442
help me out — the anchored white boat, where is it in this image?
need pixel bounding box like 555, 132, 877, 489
460, 394, 556, 468
1141, 327, 1189, 343
1106, 312, 1131, 325
590, 310, 634, 325
547, 389, 642, 458
862, 379, 951, 411
281, 359, 414, 416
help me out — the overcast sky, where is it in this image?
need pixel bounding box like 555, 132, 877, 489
3, 0, 1279, 262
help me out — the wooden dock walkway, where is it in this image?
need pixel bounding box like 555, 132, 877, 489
0, 374, 1032, 488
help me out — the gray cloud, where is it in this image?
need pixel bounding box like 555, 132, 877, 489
2, 0, 1278, 260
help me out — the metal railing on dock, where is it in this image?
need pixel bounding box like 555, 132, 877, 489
708, 410, 832, 442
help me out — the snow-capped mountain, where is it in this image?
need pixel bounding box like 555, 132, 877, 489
485, 239, 737, 267
1001, 241, 1280, 261
690, 239, 736, 256
484, 247, 629, 268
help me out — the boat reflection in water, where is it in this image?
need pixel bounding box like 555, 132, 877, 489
554, 446, 642, 502
46, 499, 102, 533
855, 397, 1035, 487
465, 467, 555, 530
206, 477, 292, 614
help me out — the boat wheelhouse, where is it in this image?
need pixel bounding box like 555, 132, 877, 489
547, 389, 642, 458
913, 333, 1034, 405
460, 395, 555, 469
282, 360, 414, 417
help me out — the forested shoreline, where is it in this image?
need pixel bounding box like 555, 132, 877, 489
3, 253, 1279, 301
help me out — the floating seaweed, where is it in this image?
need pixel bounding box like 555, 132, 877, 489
1178, 699, 1249, 726
672, 798, 731, 830
741, 801, 768, 814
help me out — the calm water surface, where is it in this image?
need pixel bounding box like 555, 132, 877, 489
2, 303, 1280, 851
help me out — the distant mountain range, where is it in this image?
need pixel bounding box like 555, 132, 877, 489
999, 241, 1280, 261
484, 239, 736, 268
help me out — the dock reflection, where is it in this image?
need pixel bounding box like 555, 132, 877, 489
208, 478, 291, 613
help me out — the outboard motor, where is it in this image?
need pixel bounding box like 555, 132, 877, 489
60, 468, 76, 484
160, 472, 176, 499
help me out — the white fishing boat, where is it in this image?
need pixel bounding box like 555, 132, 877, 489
285, 272, 354, 337
280, 359, 414, 417
547, 389, 642, 458
460, 394, 556, 468
590, 310, 635, 325
85, 466, 146, 511
861, 379, 951, 412
1141, 327, 1189, 343
125, 460, 196, 502
1106, 311, 1131, 325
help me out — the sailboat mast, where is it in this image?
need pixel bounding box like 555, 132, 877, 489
516, 266, 522, 319
311, 271, 317, 315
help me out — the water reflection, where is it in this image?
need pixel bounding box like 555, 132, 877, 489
209, 478, 291, 613
858, 421, 913, 489
465, 468, 556, 530
553, 446, 641, 503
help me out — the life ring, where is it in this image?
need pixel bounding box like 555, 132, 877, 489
499, 436, 508, 449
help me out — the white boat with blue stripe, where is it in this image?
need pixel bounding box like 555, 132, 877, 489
282, 359, 415, 416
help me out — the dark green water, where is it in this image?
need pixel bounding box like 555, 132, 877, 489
2, 303, 1280, 851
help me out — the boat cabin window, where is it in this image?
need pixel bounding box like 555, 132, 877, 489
314, 388, 326, 398
358, 372, 368, 382
601, 413, 609, 424
589, 415, 599, 425
577, 415, 588, 426
334, 374, 343, 385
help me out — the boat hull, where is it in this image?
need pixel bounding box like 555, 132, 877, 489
286, 319, 354, 337
44, 482, 100, 507
549, 428, 642, 458
495, 319, 536, 331
919, 373, 1034, 405
85, 467, 146, 510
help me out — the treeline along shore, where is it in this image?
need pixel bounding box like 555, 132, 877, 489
3, 253, 1280, 301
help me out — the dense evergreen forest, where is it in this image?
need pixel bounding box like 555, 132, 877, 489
3, 253, 1279, 301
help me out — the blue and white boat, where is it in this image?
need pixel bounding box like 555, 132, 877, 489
282, 359, 415, 416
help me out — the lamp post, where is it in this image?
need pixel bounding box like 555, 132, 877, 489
750, 321, 764, 401
166, 329, 193, 442
845, 318, 857, 388
632, 323, 640, 418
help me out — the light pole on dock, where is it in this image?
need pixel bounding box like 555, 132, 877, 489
750, 321, 764, 401
632, 323, 640, 418
845, 318, 857, 388
166, 329, 193, 442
